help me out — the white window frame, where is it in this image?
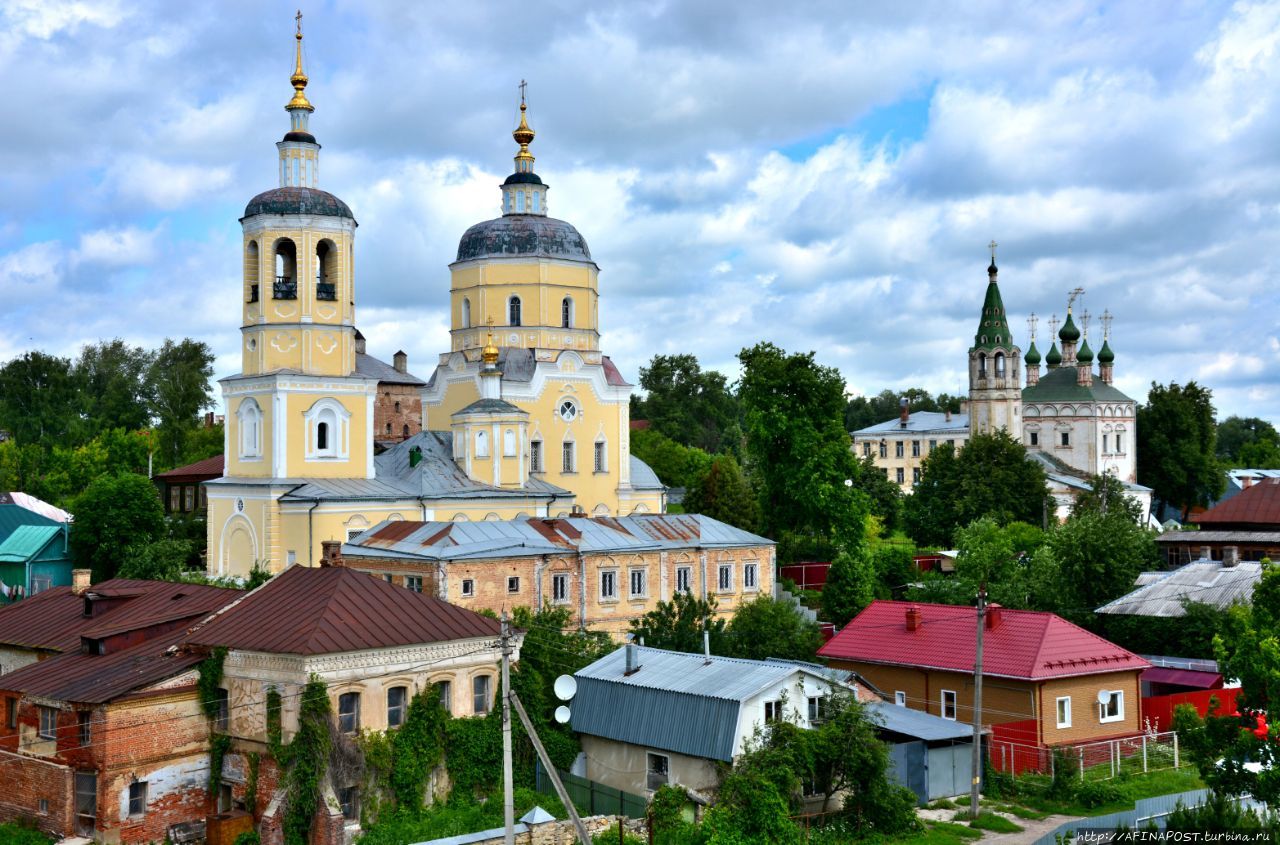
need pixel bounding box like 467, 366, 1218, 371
764, 700, 783, 723
507, 575, 520, 594
503, 428, 517, 457
807, 695, 825, 724
552, 572, 569, 604
558, 399, 578, 422
530, 440, 543, 472
473, 675, 492, 715
128, 780, 147, 817
562, 296, 573, 328
1056, 696, 1072, 729
600, 570, 618, 601
593, 440, 607, 473
646, 752, 670, 792
461, 579, 475, 597
629, 567, 646, 598
237, 397, 263, 460
38, 706, 57, 740
743, 562, 758, 591
941, 689, 957, 721
894, 691, 907, 707
717, 563, 733, 593
303, 398, 351, 461
676, 566, 692, 594
387, 686, 408, 728
562, 439, 576, 473
1098, 690, 1124, 724
405, 575, 423, 594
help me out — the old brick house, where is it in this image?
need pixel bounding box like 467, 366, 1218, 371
355, 331, 425, 444
817, 600, 1149, 749
334, 514, 776, 632
0, 580, 241, 841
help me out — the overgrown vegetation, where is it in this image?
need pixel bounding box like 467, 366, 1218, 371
283, 676, 333, 845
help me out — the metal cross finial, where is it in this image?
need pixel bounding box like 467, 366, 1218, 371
1067, 287, 1085, 313
1081, 309, 1091, 338
519, 79, 527, 106
1027, 312, 1038, 342
1048, 313, 1061, 338
295, 9, 303, 36
988, 240, 998, 263
1101, 309, 1113, 340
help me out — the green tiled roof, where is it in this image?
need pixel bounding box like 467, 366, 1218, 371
971, 277, 1014, 350
1021, 365, 1134, 403
0, 525, 60, 563
0, 504, 59, 543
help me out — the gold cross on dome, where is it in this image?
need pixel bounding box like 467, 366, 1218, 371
519, 79, 527, 105
295, 9, 303, 36
1048, 314, 1060, 337
1027, 312, 1038, 341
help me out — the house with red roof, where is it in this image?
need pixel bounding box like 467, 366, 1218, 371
817, 601, 1149, 749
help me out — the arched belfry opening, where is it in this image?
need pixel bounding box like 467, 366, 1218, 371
316, 239, 337, 301
273, 238, 298, 299
245, 240, 260, 303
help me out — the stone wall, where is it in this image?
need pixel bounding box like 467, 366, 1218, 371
468, 814, 646, 845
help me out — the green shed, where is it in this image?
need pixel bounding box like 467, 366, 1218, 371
0, 524, 72, 601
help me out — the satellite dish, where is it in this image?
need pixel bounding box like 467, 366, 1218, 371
554, 674, 578, 701
554, 705, 572, 724
1097, 689, 1111, 705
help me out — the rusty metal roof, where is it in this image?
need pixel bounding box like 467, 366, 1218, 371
454, 215, 592, 263
0, 632, 205, 704
186, 565, 499, 655
242, 186, 354, 220
0, 579, 238, 653
1196, 478, 1280, 528
154, 454, 224, 481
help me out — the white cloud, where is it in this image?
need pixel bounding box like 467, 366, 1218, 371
73, 225, 161, 267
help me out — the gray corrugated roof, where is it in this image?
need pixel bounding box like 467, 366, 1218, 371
865, 701, 973, 742
355, 352, 424, 386
1096, 560, 1262, 616
852, 411, 970, 436
1156, 530, 1280, 543
629, 456, 664, 490
454, 398, 528, 416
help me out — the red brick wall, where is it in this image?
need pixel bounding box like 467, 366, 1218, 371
0, 748, 74, 838
375, 384, 421, 442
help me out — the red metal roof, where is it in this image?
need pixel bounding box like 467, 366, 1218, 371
1196, 478, 1280, 529
0, 579, 238, 653
0, 632, 204, 704
1142, 667, 1223, 689
154, 454, 225, 482
817, 600, 1149, 681
186, 565, 500, 655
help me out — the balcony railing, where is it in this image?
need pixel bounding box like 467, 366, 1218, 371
247, 284, 259, 303
316, 282, 337, 301
273, 276, 297, 300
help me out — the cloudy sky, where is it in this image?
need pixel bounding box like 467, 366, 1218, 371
2, 0, 1278, 423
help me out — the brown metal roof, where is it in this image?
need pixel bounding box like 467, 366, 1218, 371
153, 454, 225, 482
0, 579, 237, 653
1196, 479, 1280, 529
0, 633, 204, 704
186, 565, 500, 655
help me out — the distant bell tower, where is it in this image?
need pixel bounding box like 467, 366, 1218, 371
967, 242, 1023, 438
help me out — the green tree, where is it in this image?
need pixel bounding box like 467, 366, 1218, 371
954, 517, 1018, 586
632, 354, 741, 454
1071, 473, 1145, 523
737, 342, 866, 559
629, 592, 727, 654
118, 538, 193, 581
69, 473, 166, 580
904, 430, 1051, 547
148, 338, 215, 467
870, 544, 916, 600
0, 351, 78, 447
844, 388, 962, 433
722, 595, 822, 662
682, 453, 760, 532
852, 454, 902, 534
629, 428, 713, 490
0, 441, 53, 502
1216, 416, 1280, 467
1137, 381, 1225, 520
71, 339, 154, 438
1045, 511, 1158, 624
180, 422, 225, 466
822, 550, 875, 626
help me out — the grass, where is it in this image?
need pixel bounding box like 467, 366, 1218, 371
926, 798, 958, 810
989, 766, 1205, 818
959, 811, 1023, 833
863, 821, 983, 844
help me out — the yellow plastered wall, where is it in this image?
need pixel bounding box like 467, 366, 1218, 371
450, 260, 601, 353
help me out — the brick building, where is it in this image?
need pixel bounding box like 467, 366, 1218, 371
333, 514, 776, 633
818, 600, 1149, 749
355, 330, 425, 444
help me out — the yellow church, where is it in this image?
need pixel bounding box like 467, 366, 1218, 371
206, 23, 664, 577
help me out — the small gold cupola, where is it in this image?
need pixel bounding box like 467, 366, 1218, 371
277, 11, 322, 189
287, 10, 314, 113
482, 329, 500, 366
501, 81, 549, 216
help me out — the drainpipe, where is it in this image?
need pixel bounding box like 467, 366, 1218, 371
577, 551, 587, 631
306, 498, 321, 566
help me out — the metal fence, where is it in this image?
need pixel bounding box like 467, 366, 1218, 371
990, 731, 1180, 781
1034, 788, 1212, 843
534, 763, 649, 819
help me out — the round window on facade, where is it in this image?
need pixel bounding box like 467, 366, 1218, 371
558, 399, 578, 422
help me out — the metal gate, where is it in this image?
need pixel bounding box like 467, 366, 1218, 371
75, 772, 97, 837
887, 741, 928, 804
926, 743, 972, 801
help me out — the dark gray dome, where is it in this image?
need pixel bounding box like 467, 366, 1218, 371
243, 187, 354, 221
455, 215, 592, 262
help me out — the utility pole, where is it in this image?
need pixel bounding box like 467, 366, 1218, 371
510, 693, 593, 845
501, 611, 515, 845
970, 584, 986, 818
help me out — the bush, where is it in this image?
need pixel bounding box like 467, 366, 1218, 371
1072, 778, 1123, 809
0, 821, 52, 845
232, 833, 261, 845
592, 823, 646, 845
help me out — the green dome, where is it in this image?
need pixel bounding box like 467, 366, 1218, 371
1059, 312, 1080, 342
1024, 341, 1041, 365
1097, 339, 1114, 364
1045, 342, 1062, 368
1076, 338, 1094, 364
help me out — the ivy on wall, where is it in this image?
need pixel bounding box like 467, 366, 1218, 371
197, 647, 230, 800
283, 676, 332, 845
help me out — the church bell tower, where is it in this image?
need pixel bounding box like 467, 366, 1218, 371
967, 242, 1023, 438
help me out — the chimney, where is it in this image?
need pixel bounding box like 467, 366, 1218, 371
985, 603, 1002, 630
570, 504, 587, 517
71, 569, 92, 596
945, 409, 952, 423
703, 629, 711, 663
1223, 546, 1240, 568
320, 540, 344, 567
393, 350, 408, 374
408, 446, 423, 468
899, 397, 910, 428
624, 642, 641, 676
959, 400, 969, 416
905, 605, 922, 632
354, 329, 367, 355
204, 411, 215, 429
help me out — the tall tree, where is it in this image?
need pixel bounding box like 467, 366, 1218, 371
629, 592, 728, 654
147, 339, 215, 466
822, 550, 876, 626
629, 428, 713, 490
1046, 511, 1158, 624
632, 354, 740, 454
722, 595, 822, 662
904, 430, 1051, 548
1137, 381, 1225, 519
682, 453, 760, 532
737, 342, 867, 558
1216, 416, 1280, 465
852, 453, 902, 533
0, 351, 78, 447
1071, 473, 1145, 523
71, 339, 154, 438
69, 473, 166, 581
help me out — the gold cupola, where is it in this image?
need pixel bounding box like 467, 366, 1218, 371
287, 11, 314, 113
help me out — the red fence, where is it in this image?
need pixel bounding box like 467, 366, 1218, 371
1142, 688, 1242, 733
989, 718, 1041, 774
780, 562, 831, 591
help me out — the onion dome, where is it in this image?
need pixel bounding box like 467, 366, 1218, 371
1076, 337, 1094, 364
243, 187, 354, 220
1045, 342, 1062, 368
1059, 311, 1080, 342
482, 331, 500, 366
456, 215, 590, 262
287, 15, 313, 113
1098, 339, 1114, 364
1024, 341, 1041, 366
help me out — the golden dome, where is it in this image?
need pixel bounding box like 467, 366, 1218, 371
287, 13, 314, 112
512, 101, 536, 147
482, 331, 500, 365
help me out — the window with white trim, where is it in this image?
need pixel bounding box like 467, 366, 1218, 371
894, 691, 907, 707
743, 562, 758, 591
461, 297, 471, 328
507, 576, 520, 594
629, 568, 646, 598
509, 296, 522, 327
1056, 696, 1072, 729
600, 570, 618, 600
717, 563, 733, 592
552, 573, 569, 604
530, 440, 543, 472
461, 579, 474, 597
807, 695, 826, 723
941, 689, 957, 720
304, 399, 350, 461
676, 566, 691, 593
128, 781, 147, 817
38, 706, 56, 740
562, 440, 576, 473
764, 700, 783, 722
473, 675, 492, 715
405, 576, 423, 594
646, 752, 670, 792
476, 430, 489, 458
503, 429, 517, 457
387, 686, 408, 728
436, 681, 452, 714
237, 398, 263, 459
562, 296, 573, 329
593, 440, 606, 473
1098, 690, 1124, 723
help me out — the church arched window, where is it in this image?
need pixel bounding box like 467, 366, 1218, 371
273, 238, 298, 297
994, 352, 1006, 377
245, 241, 260, 303
462, 297, 471, 328
476, 430, 489, 458
315, 240, 337, 301
562, 297, 573, 329
516, 191, 525, 212
509, 296, 522, 327
317, 421, 330, 452
237, 398, 263, 459
977, 352, 988, 379
304, 398, 350, 461
504, 429, 517, 457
